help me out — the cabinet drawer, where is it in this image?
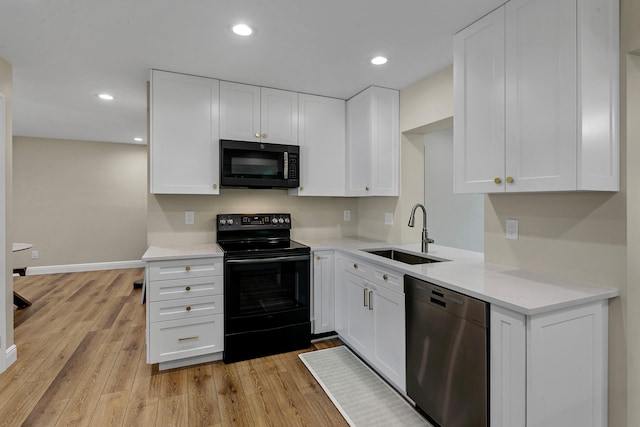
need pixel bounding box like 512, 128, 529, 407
149, 275, 222, 302
370, 266, 402, 293
149, 258, 222, 281
149, 314, 223, 364
342, 256, 369, 277
150, 295, 223, 323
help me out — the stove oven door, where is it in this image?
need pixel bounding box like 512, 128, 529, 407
223, 253, 311, 362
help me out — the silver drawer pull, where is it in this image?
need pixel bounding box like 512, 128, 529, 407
363, 288, 368, 307
186, 306, 192, 311
185, 286, 191, 291
178, 336, 199, 341
353, 263, 358, 269
383, 274, 388, 281
369, 291, 374, 310
185, 266, 191, 271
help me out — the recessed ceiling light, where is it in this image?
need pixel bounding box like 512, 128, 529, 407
371, 56, 388, 65
134, 137, 143, 142
232, 24, 253, 36
97, 93, 114, 100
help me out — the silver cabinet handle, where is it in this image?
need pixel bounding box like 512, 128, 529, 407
368, 291, 374, 310
178, 336, 199, 341
363, 288, 368, 307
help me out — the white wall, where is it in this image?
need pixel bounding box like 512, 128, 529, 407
424, 128, 483, 252
0, 55, 13, 373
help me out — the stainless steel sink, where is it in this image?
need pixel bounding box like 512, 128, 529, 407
363, 248, 447, 265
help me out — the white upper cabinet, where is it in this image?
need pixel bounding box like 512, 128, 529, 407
453, 7, 506, 193
289, 94, 346, 196
220, 81, 299, 145
453, 0, 619, 193
346, 86, 400, 196
150, 70, 220, 195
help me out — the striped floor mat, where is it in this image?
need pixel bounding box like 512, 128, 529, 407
299, 346, 431, 427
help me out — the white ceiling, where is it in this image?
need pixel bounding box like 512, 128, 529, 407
0, 0, 503, 145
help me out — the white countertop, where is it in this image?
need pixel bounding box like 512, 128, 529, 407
142, 243, 223, 261
296, 237, 619, 316
141, 237, 619, 316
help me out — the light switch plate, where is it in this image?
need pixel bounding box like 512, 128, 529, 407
506, 219, 519, 240
185, 211, 195, 225
384, 212, 394, 225
344, 210, 351, 221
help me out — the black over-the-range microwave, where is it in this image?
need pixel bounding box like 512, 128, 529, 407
219, 139, 300, 189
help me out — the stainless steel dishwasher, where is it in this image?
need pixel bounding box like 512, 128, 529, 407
405, 275, 489, 427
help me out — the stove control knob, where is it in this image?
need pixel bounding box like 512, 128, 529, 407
284, 218, 290, 224
278, 218, 285, 224
272, 218, 278, 224
226, 219, 234, 225
219, 219, 226, 225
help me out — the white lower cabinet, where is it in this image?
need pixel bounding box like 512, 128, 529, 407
146, 257, 224, 370
330, 251, 609, 425
491, 301, 608, 427
312, 250, 335, 334
335, 254, 405, 392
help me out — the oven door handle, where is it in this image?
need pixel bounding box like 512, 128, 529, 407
226, 255, 310, 265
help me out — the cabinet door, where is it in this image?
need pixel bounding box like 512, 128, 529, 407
346, 87, 399, 196
312, 250, 335, 334
346, 89, 372, 196
150, 70, 220, 194
490, 305, 526, 427
371, 285, 405, 391
343, 272, 373, 355
505, 0, 577, 192
369, 87, 399, 196
453, 7, 506, 193
334, 257, 348, 337
219, 81, 261, 141
290, 94, 346, 196
527, 301, 607, 427
260, 88, 299, 145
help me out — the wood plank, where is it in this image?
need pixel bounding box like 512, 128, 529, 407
156, 394, 188, 427
89, 391, 127, 427
186, 363, 221, 427
102, 323, 145, 394
212, 362, 254, 426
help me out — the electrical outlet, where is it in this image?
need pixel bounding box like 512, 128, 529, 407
384, 212, 394, 225
344, 210, 351, 221
185, 211, 195, 225
506, 219, 519, 240
31, 250, 38, 259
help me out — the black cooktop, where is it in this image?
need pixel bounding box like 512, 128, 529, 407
217, 238, 308, 253
216, 213, 309, 257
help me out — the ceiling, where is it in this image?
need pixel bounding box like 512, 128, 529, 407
0, 0, 504, 145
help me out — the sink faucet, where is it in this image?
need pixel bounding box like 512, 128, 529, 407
408, 203, 434, 253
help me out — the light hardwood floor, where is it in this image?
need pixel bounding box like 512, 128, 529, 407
2, 268, 348, 427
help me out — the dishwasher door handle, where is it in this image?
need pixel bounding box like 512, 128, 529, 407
430, 297, 446, 308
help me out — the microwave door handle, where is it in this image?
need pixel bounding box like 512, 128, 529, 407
284, 151, 288, 179
226, 255, 309, 265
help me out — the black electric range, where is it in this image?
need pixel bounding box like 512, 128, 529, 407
216, 213, 311, 363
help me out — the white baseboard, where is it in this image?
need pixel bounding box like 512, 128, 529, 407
25, 260, 145, 275
5, 344, 17, 368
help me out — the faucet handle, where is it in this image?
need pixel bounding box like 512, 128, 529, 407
427, 238, 435, 244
